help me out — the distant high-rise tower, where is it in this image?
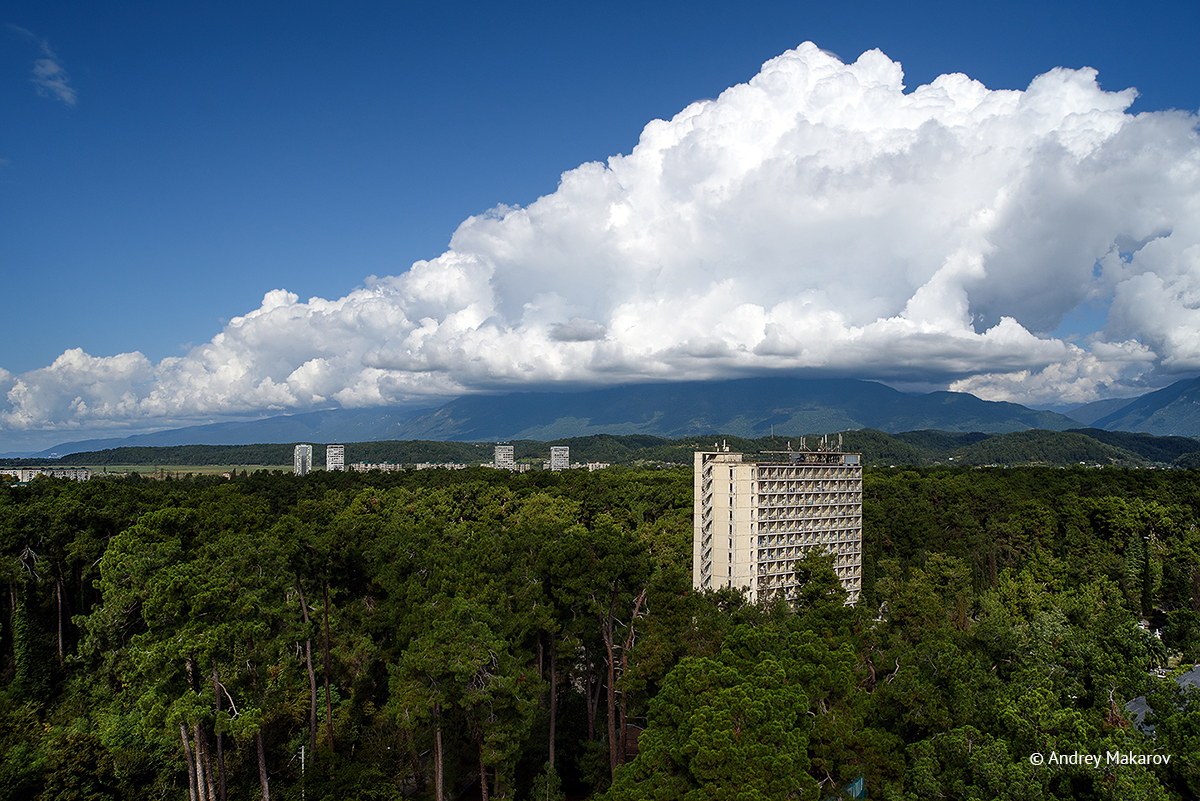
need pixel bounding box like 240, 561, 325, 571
550, 446, 569, 471
326, 444, 344, 472
294, 444, 313, 476
494, 444, 515, 470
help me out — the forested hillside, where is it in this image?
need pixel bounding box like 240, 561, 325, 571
2, 466, 1200, 799
12, 426, 1200, 471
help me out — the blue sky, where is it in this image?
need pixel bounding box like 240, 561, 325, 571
3, 0, 1200, 450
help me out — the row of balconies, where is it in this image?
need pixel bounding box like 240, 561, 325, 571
757, 546, 861, 562
757, 516, 861, 530
758, 481, 861, 493
760, 493, 861, 505
755, 572, 862, 589
756, 466, 860, 480
756, 554, 862, 572
757, 533, 860, 548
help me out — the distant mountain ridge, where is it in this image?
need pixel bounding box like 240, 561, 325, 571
1086, 377, 1200, 436
388, 377, 1081, 441
22, 377, 1085, 457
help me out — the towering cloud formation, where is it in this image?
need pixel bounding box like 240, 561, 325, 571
3, 43, 1199, 435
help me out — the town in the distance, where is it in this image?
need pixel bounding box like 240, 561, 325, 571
289, 443, 612, 476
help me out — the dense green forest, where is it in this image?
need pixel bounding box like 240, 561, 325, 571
5, 427, 1200, 470
3, 464, 1200, 800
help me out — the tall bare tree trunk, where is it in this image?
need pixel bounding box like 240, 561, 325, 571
180, 721, 199, 801
616, 588, 647, 767
196, 722, 215, 801
55, 568, 64, 660
548, 632, 557, 770
602, 599, 618, 782
434, 709, 445, 801
193, 722, 208, 801
295, 579, 318, 753
256, 729, 270, 801
213, 661, 227, 801
323, 580, 334, 753
479, 740, 489, 801
583, 645, 601, 742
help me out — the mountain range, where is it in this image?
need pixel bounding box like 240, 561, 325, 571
10, 375, 1200, 459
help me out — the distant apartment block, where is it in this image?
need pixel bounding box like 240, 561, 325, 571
294, 444, 313, 476
550, 446, 570, 471
350, 462, 404, 473
0, 467, 93, 483
494, 444, 516, 470
326, 444, 345, 472
694, 439, 862, 605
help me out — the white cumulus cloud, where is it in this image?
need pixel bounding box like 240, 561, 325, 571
5, 42, 1200, 435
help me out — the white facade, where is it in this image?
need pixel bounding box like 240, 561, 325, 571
350, 462, 404, 472
693, 446, 862, 605
0, 467, 92, 482
494, 444, 516, 470
294, 444, 313, 476
549, 446, 570, 471
326, 444, 345, 472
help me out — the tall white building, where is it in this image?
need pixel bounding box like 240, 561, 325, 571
326, 444, 345, 472
693, 442, 862, 604
549, 446, 570, 471
494, 444, 516, 470
294, 444, 313, 476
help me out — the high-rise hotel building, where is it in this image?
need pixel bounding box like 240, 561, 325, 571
294, 444, 313, 476
494, 445, 516, 471
549, 446, 570, 471
693, 443, 863, 604
326, 444, 345, 472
